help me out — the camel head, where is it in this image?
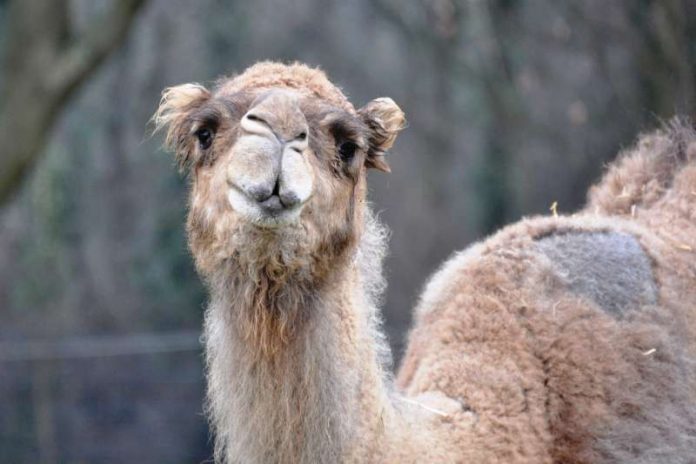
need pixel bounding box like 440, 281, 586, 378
154, 62, 405, 280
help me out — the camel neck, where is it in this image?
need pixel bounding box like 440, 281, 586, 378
204, 261, 396, 463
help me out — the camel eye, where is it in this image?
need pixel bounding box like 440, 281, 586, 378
338, 141, 358, 162
195, 128, 214, 150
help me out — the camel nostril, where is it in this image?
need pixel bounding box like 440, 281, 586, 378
247, 185, 273, 203
245, 113, 268, 125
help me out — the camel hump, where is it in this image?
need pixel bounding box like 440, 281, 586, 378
535, 231, 658, 315
586, 118, 696, 220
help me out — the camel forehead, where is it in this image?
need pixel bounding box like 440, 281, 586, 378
215, 61, 355, 113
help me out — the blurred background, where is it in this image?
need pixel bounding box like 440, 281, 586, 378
0, 0, 694, 462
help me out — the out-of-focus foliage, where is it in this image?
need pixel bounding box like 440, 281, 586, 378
0, 0, 694, 462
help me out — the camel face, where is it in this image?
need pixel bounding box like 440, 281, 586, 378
155, 62, 404, 276
181, 86, 374, 274
221, 87, 368, 231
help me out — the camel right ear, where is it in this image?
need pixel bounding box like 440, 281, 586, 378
358, 97, 406, 173
152, 83, 211, 171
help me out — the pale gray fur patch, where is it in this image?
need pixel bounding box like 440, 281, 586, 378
535, 232, 657, 315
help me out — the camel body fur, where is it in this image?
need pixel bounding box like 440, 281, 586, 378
399, 122, 696, 463
155, 62, 696, 463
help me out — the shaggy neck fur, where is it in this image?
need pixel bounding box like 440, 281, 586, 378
203, 211, 396, 463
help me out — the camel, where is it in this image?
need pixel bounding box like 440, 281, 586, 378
154, 61, 696, 463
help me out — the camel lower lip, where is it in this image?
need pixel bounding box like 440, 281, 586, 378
227, 189, 302, 228
259, 195, 285, 214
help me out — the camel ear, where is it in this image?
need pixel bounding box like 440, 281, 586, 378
152, 83, 211, 171
358, 97, 406, 173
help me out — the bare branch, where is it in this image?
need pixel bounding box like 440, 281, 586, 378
46, 0, 147, 98
0, 0, 148, 206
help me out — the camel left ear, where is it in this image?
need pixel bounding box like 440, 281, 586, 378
358, 97, 406, 173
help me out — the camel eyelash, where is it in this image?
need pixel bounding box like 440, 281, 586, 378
329, 121, 365, 150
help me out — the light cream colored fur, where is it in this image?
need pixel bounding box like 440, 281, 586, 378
203, 210, 391, 463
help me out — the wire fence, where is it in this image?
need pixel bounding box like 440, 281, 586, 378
0, 331, 202, 362
0, 331, 211, 463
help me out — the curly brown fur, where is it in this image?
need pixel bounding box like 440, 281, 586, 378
217, 61, 355, 113
155, 62, 696, 463
400, 121, 696, 463
587, 119, 696, 218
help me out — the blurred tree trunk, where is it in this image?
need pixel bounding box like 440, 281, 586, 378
0, 0, 147, 207
470, 0, 523, 233
374, 0, 523, 235
630, 0, 696, 117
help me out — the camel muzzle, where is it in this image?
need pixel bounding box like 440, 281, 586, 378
225, 90, 314, 227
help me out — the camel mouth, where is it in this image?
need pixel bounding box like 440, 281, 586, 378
227, 187, 303, 229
